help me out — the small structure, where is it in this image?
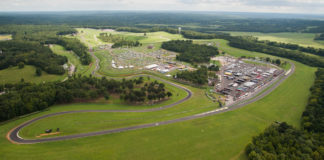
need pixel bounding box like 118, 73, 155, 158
225, 72, 232, 76
244, 82, 255, 87
45, 129, 52, 133
63, 64, 68, 70
159, 69, 170, 73
268, 68, 277, 74
145, 64, 158, 70
147, 45, 154, 49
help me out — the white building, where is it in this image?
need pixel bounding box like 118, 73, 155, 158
244, 82, 256, 87
145, 64, 158, 70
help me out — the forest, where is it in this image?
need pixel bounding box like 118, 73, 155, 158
0, 76, 171, 122
1, 12, 324, 33
0, 25, 91, 73
175, 66, 208, 85
245, 68, 324, 160
161, 40, 219, 64
302, 68, 324, 133
0, 40, 67, 74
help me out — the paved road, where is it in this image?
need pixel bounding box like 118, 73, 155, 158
8, 63, 295, 144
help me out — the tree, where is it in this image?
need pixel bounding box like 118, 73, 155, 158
18, 62, 24, 69
162, 40, 219, 64
104, 92, 110, 100
275, 59, 281, 65
167, 92, 172, 98
36, 68, 42, 76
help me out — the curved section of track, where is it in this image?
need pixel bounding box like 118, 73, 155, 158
8, 63, 295, 144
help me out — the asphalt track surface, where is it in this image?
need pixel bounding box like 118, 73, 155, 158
8, 63, 295, 144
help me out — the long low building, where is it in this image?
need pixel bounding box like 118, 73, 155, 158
145, 64, 158, 69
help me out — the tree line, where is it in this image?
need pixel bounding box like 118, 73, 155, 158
53, 38, 91, 65
161, 40, 219, 64
245, 68, 324, 160
240, 36, 324, 57
228, 37, 324, 68
98, 33, 142, 48
314, 33, 324, 40
2, 12, 324, 33
175, 66, 208, 85
0, 76, 172, 122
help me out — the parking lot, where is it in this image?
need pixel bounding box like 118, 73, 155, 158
214, 56, 284, 103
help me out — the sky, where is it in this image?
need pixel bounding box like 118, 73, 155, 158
0, 0, 324, 14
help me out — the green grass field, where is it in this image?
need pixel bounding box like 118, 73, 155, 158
0, 65, 66, 84
76, 28, 184, 46
227, 32, 324, 49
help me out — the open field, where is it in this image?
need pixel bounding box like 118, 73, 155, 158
0, 65, 66, 84
0, 34, 12, 41
226, 32, 324, 49
75, 28, 184, 47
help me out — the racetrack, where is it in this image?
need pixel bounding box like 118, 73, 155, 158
7, 62, 295, 144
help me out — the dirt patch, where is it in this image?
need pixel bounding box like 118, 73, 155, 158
36, 132, 61, 138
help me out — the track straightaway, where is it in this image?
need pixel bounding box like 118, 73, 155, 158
7, 63, 295, 144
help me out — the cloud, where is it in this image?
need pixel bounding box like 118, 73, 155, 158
0, 0, 323, 14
